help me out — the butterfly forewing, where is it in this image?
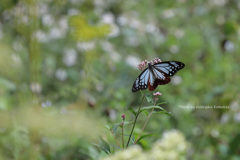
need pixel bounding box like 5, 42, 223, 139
132, 68, 150, 92
153, 61, 185, 77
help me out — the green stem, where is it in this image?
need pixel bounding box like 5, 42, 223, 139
134, 99, 157, 144
134, 108, 154, 144
126, 95, 145, 148
122, 124, 124, 148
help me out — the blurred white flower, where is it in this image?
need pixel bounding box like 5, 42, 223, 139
12, 41, 24, 51
108, 24, 120, 37
94, 0, 105, 7
41, 100, 52, 108
125, 56, 141, 69
145, 24, 160, 34
162, 9, 175, 19
76, 42, 95, 52
35, 30, 49, 42
210, 129, 219, 138
101, 130, 189, 160
234, 112, 240, 123
11, 54, 22, 65
171, 75, 182, 85
150, 130, 188, 160
67, 8, 79, 16
63, 48, 77, 67
101, 13, 115, 24
101, 145, 144, 160
230, 101, 239, 111
209, 0, 226, 7
174, 29, 185, 39
42, 14, 54, 27
220, 113, 229, 124
102, 41, 121, 62
55, 69, 67, 81
125, 36, 139, 46
38, 3, 48, 15
117, 16, 128, 26
216, 15, 225, 25
96, 81, 104, 92
30, 82, 42, 94
129, 19, 142, 29
169, 45, 179, 54
49, 27, 65, 39
224, 40, 235, 53
59, 17, 68, 31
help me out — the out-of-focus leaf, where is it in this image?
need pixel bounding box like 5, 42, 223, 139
152, 110, 171, 116
145, 93, 154, 103
99, 138, 111, 155
138, 105, 165, 114
112, 124, 119, 133
143, 110, 149, 116
69, 15, 111, 42
229, 133, 240, 155
156, 102, 167, 106
136, 134, 159, 143
127, 107, 137, 116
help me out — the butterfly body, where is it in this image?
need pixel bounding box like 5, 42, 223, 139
132, 61, 185, 92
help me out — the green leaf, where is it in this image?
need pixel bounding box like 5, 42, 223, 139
152, 110, 171, 116
136, 134, 159, 143
145, 93, 154, 103
99, 138, 111, 155
123, 121, 133, 126
127, 107, 137, 116
138, 105, 164, 114
156, 102, 167, 106
143, 110, 149, 116
105, 124, 111, 130
112, 123, 119, 133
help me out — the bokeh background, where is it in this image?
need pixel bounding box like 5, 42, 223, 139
1, 0, 240, 159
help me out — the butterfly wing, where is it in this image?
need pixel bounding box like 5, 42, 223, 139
149, 61, 185, 91
153, 61, 185, 77
148, 67, 171, 91
132, 68, 150, 92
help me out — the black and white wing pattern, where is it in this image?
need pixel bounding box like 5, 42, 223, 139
132, 68, 151, 92
153, 61, 185, 77
132, 61, 185, 92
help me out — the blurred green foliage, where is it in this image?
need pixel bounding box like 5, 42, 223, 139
0, 0, 240, 159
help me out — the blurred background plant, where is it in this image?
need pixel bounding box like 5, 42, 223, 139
0, 0, 240, 159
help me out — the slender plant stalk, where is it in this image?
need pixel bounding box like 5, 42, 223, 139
134, 100, 157, 144
134, 108, 154, 144
110, 130, 121, 148
122, 125, 124, 149
126, 95, 145, 148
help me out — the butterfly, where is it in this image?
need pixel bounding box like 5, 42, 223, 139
132, 61, 185, 92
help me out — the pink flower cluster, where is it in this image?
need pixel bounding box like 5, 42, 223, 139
137, 58, 162, 71
153, 92, 162, 96
137, 60, 148, 71
152, 58, 162, 64
153, 92, 162, 102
